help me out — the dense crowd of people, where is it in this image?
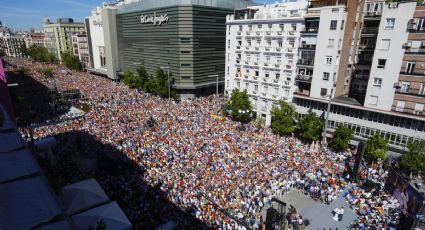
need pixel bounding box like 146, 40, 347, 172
5, 58, 405, 229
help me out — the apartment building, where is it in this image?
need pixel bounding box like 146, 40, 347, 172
393, 5, 425, 116
293, 0, 424, 152
225, 0, 308, 124
25, 29, 45, 48
71, 32, 90, 68
0, 26, 26, 58
42, 17, 85, 61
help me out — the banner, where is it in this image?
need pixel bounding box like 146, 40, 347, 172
385, 168, 424, 218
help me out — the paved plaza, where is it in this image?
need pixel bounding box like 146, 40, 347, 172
263, 190, 358, 229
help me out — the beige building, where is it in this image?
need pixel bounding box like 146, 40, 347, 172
42, 17, 85, 61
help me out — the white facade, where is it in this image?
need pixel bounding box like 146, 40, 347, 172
0, 27, 26, 58
310, 6, 347, 98
364, 2, 416, 111
87, 7, 106, 71
225, 0, 308, 125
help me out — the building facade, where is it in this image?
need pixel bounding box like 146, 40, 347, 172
71, 32, 90, 68
101, 0, 255, 98
25, 29, 45, 48
225, 0, 308, 124
0, 26, 26, 58
42, 18, 85, 61
86, 6, 107, 74
392, 5, 425, 116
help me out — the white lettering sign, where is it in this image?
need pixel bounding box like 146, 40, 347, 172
140, 12, 169, 26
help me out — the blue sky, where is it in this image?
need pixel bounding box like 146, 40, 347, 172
1, 0, 278, 31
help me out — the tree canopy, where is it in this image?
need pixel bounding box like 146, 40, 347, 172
400, 140, 425, 174
298, 109, 324, 143
365, 134, 388, 161
226, 88, 252, 123
26, 46, 56, 63
61, 52, 83, 71
329, 125, 353, 151
123, 70, 142, 89
270, 99, 296, 135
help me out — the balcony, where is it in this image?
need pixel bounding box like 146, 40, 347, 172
274, 63, 280, 68
395, 87, 425, 97
265, 31, 272, 36
263, 63, 269, 67
353, 74, 369, 80
254, 47, 260, 51
400, 71, 425, 77
246, 31, 251, 35
236, 46, 241, 50
271, 94, 278, 99
361, 28, 379, 35
237, 31, 242, 36
299, 44, 316, 49
358, 44, 375, 50
275, 47, 282, 52
404, 48, 425, 55
297, 58, 314, 66
276, 31, 283, 35
287, 31, 296, 36
264, 47, 271, 52
300, 27, 318, 33
286, 48, 295, 53
253, 76, 258, 80
295, 74, 312, 82
363, 11, 382, 18
273, 79, 279, 83
256, 31, 262, 35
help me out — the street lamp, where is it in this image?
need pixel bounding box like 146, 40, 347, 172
321, 78, 336, 150
160, 65, 170, 100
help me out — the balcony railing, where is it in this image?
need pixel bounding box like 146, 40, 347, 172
301, 27, 318, 33
299, 44, 316, 49
395, 87, 425, 97
275, 47, 282, 52
295, 74, 313, 82
364, 11, 382, 17
400, 71, 425, 77
361, 28, 379, 34
297, 59, 314, 66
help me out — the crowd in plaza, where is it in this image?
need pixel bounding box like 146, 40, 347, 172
6, 58, 405, 229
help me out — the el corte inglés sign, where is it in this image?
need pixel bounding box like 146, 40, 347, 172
140, 12, 169, 26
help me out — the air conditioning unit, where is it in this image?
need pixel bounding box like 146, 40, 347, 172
403, 42, 412, 48
408, 23, 417, 30
388, 2, 399, 9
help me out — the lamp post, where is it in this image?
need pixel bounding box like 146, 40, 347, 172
321, 78, 336, 150
160, 65, 170, 100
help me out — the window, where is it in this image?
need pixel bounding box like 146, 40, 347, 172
396, 100, 405, 112
278, 40, 283, 47
377, 59, 386, 69
181, 51, 190, 54
414, 103, 424, 115
258, 24, 262, 29
373, 78, 382, 87
341, 20, 344, 30
385, 18, 395, 29
180, 37, 190, 43
181, 64, 191, 67
291, 23, 297, 31
254, 84, 258, 91
245, 83, 249, 89
326, 56, 333, 65
275, 73, 280, 79
320, 88, 327, 96
401, 81, 410, 93
380, 39, 390, 50
330, 20, 337, 30
255, 71, 259, 76
420, 84, 425, 95
323, 72, 330, 80
265, 73, 269, 78
284, 88, 290, 96
327, 39, 334, 47
239, 25, 242, 31
406, 62, 415, 73
274, 87, 278, 94
264, 85, 268, 93
237, 81, 240, 87
417, 18, 425, 31
368, 95, 378, 105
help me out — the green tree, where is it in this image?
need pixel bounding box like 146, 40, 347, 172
226, 88, 252, 123
400, 140, 425, 174
27, 46, 56, 63
123, 70, 142, 89
136, 66, 150, 91
365, 133, 388, 161
298, 109, 324, 143
255, 116, 265, 129
270, 99, 296, 135
41, 67, 54, 79
61, 52, 82, 71
329, 125, 353, 151
20, 44, 29, 57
